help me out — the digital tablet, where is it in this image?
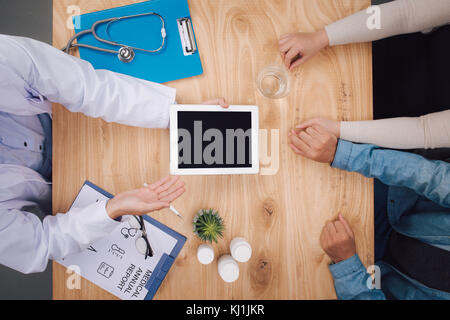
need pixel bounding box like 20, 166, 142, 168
170, 104, 259, 175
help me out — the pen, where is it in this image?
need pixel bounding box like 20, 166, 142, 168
144, 183, 184, 219
169, 205, 183, 219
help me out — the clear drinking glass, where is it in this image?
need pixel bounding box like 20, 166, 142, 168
257, 64, 290, 99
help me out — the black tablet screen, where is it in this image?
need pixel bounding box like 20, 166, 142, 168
177, 111, 252, 168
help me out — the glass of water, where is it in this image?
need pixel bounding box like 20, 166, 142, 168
257, 64, 290, 99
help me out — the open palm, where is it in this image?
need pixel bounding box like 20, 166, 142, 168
106, 176, 185, 219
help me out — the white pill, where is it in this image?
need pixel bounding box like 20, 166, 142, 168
218, 255, 239, 283
197, 244, 215, 265
230, 237, 252, 263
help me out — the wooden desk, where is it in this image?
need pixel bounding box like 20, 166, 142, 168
53, 0, 373, 300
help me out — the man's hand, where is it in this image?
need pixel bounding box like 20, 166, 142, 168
297, 118, 341, 138
288, 124, 338, 163
279, 29, 329, 70
106, 176, 185, 220
202, 98, 229, 108
320, 214, 356, 263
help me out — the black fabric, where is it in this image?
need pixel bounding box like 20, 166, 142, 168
37, 113, 52, 181
373, 25, 450, 163
409, 148, 450, 163
374, 179, 392, 261
373, 25, 450, 119
383, 231, 450, 293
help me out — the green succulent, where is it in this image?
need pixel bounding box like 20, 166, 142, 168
193, 209, 225, 243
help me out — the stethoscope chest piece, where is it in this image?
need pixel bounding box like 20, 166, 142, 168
118, 46, 135, 63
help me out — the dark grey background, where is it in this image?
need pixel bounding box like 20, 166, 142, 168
0, 0, 52, 44
0, 0, 53, 300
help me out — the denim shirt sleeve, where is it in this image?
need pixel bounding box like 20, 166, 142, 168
332, 140, 450, 208
329, 254, 386, 300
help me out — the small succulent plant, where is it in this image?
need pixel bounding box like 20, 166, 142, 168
193, 209, 225, 243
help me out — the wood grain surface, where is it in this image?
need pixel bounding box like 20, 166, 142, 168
52, 0, 373, 300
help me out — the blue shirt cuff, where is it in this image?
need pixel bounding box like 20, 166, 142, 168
331, 139, 353, 170
328, 254, 365, 279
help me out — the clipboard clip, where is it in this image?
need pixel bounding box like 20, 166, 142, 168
177, 17, 197, 56
145, 253, 175, 299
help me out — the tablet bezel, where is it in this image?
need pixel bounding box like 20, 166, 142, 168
170, 104, 259, 175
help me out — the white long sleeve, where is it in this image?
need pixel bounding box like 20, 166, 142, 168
340, 110, 450, 149
0, 163, 119, 274
0, 199, 119, 274
0, 34, 176, 128
0, 33, 178, 275
325, 0, 450, 46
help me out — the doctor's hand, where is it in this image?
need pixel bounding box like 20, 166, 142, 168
279, 30, 329, 70
202, 98, 229, 108
320, 214, 356, 263
106, 176, 185, 220
288, 124, 338, 163
296, 118, 341, 138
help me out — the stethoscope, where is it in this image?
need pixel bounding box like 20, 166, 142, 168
62, 12, 166, 63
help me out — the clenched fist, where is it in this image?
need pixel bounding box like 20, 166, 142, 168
320, 214, 356, 263
288, 124, 338, 163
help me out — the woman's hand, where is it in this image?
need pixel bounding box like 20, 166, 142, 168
296, 118, 341, 138
202, 98, 229, 108
279, 29, 329, 70
106, 176, 185, 220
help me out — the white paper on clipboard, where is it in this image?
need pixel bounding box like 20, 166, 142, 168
57, 183, 179, 300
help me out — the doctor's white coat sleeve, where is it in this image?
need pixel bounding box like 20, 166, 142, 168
0, 199, 119, 274
0, 34, 176, 128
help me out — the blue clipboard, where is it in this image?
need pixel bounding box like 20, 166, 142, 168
73, 0, 203, 83
83, 181, 186, 300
